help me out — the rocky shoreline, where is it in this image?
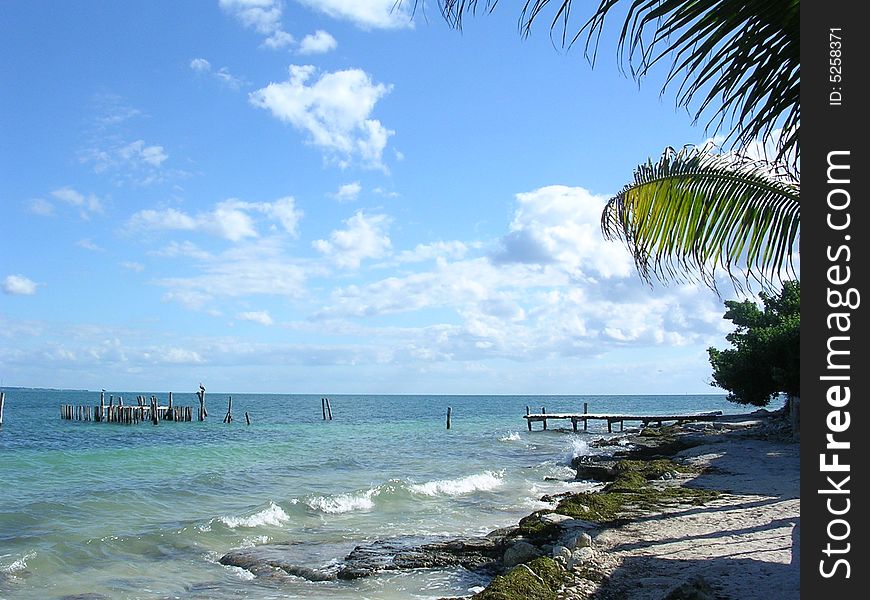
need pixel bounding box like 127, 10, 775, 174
220, 409, 798, 599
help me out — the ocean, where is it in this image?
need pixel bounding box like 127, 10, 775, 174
0, 389, 755, 599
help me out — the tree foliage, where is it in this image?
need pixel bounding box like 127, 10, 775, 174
707, 280, 799, 406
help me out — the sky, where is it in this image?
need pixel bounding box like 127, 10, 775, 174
1, 0, 752, 395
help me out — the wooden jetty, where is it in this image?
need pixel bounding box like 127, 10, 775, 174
523, 404, 723, 433
61, 390, 196, 425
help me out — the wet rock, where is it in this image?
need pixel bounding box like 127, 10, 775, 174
572, 457, 619, 482
219, 545, 337, 582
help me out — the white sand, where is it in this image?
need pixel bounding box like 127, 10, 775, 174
565, 420, 800, 599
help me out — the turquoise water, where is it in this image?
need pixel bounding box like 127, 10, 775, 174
0, 389, 752, 599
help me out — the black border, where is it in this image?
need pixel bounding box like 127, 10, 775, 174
801, 1, 867, 596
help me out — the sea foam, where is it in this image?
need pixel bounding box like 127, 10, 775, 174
307, 489, 377, 514
218, 501, 290, 528
499, 431, 522, 442
409, 470, 504, 497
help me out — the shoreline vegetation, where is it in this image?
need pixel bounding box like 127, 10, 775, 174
468, 409, 800, 600
220, 408, 799, 599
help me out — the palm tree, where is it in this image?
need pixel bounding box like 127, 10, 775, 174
415, 0, 800, 289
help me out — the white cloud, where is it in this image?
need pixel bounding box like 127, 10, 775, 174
250, 65, 394, 169
238, 310, 274, 325
263, 29, 295, 49
79, 137, 172, 184
299, 30, 337, 54
491, 185, 634, 280
220, 0, 294, 48
77, 239, 104, 252
156, 238, 310, 308
190, 57, 245, 89
297, 0, 413, 29
395, 241, 472, 264
28, 198, 55, 217
50, 187, 104, 219
190, 57, 212, 72
313, 211, 392, 268
127, 196, 302, 242
149, 241, 213, 260
3, 274, 37, 295
121, 261, 145, 272
333, 181, 361, 202
120, 140, 168, 167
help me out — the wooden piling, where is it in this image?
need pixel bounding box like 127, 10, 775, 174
223, 396, 233, 424
446, 406, 452, 430
197, 385, 206, 421
245, 411, 251, 425
326, 398, 333, 420
541, 406, 547, 430
321, 397, 327, 420
167, 392, 174, 421
0, 391, 5, 426
526, 406, 531, 431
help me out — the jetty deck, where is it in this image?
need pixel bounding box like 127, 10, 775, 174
523, 409, 723, 432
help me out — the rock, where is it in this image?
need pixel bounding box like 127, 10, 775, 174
502, 540, 543, 568
567, 547, 595, 570
221, 534, 507, 582
574, 532, 593, 549
540, 512, 575, 525
552, 545, 572, 561
572, 457, 620, 482
219, 545, 337, 582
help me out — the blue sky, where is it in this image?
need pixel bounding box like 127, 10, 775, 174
1, 0, 745, 394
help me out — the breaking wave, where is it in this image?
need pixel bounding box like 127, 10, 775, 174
409, 471, 505, 497
218, 501, 290, 528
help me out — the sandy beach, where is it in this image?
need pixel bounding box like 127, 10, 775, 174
556, 415, 800, 599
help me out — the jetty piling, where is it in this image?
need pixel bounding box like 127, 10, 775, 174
223, 396, 233, 424
321, 397, 327, 420
446, 406, 452, 430
245, 411, 251, 425
326, 398, 333, 420
62, 390, 199, 425
1, 391, 6, 426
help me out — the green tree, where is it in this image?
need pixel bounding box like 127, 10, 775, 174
707, 280, 799, 406
418, 0, 800, 289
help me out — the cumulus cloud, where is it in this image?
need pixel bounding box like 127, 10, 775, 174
313, 211, 392, 268
3, 274, 37, 295
250, 65, 394, 169
491, 185, 634, 280
127, 196, 302, 242
333, 181, 361, 202
220, 0, 294, 48
299, 30, 337, 54
297, 0, 413, 29
238, 310, 274, 325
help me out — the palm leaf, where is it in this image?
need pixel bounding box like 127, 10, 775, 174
601, 146, 800, 290
423, 0, 800, 170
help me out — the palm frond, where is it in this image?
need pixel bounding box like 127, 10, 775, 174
424, 0, 800, 170
601, 146, 800, 291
